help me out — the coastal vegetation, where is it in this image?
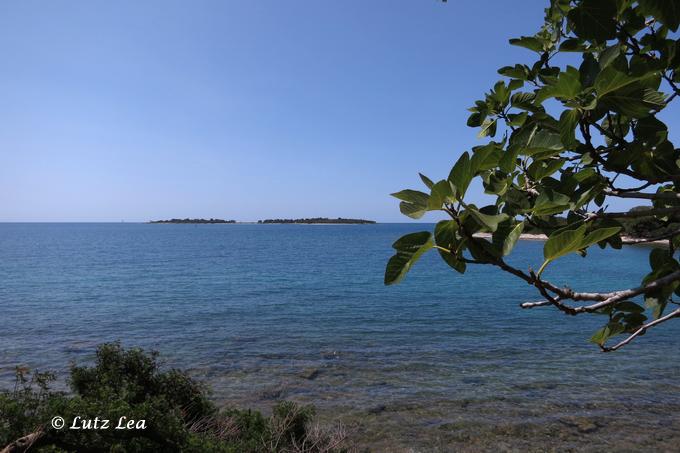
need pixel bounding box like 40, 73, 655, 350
619, 206, 680, 239
523, 205, 680, 239
257, 218, 375, 224
387, 0, 680, 351
0, 343, 352, 453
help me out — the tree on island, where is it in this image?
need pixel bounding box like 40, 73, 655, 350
258, 218, 375, 224
386, 0, 680, 351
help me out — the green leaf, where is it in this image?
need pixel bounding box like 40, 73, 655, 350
399, 201, 427, 219
533, 189, 571, 215
509, 36, 544, 52
521, 129, 565, 156
434, 220, 466, 274
639, 0, 680, 32
499, 146, 520, 173
511, 92, 538, 111
579, 53, 600, 88
468, 208, 510, 233
590, 322, 625, 346
543, 224, 588, 262
434, 219, 458, 246
448, 152, 473, 198
615, 301, 645, 313
428, 180, 455, 210
528, 158, 565, 181
634, 116, 668, 145
559, 38, 587, 52
466, 236, 501, 262
493, 221, 525, 256
507, 111, 529, 127
598, 44, 621, 69
508, 79, 524, 91
650, 247, 674, 271
580, 226, 622, 248
646, 293, 670, 319
623, 312, 648, 330
600, 86, 666, 118
573, 167, 597, 182
559, 109, 581, 147
594, 66, 657, 97
573, 184, 604, 210
590, 326, 609, 346
535, 66, 583, 103
467, 112, 482, 127
384, 232, 433, 285
492, 80, 511, 105
391, 189, 429, 205
471, 142, 503, 171
483, 171, 509, 195
478, 118, 497, 138
419, 173, 434, 190
643, 251, 680, 319
498, 64, 530, 80
567, 0, 618, 42
392, 189, 430, 219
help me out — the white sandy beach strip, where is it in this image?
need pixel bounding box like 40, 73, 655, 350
473, 232, 667, 246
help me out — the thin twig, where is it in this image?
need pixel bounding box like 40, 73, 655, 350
602, 307, 680, 352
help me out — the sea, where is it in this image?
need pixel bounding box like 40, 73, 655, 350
1, 223, 679, 451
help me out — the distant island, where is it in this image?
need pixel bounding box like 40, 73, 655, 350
148, 217, 375, 224
258, 217, 376, 224
149, 218, 236, 224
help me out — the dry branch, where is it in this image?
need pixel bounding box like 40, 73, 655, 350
0, 430, 44, 453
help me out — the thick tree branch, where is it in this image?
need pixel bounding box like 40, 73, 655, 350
603, 188, 680, 201
570, 270, 680, 314
530, 272, 579, 314
518, 269, 680, 315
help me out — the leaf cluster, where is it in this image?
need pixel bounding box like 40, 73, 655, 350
387, 0, 680, 350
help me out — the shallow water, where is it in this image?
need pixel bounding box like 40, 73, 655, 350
1, 223, 679, 451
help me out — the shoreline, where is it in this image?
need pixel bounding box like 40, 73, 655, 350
473, 232, 667, 246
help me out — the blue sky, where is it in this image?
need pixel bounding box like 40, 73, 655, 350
0, 0, 668, 222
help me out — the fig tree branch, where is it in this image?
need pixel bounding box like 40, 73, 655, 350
601, 307, 680, 352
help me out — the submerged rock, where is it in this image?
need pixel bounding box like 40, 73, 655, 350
301, 368, 322, 380
560, 416, 600, 434
367, 404, 387, 415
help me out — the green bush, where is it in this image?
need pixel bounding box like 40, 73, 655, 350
0, 343, 351, 453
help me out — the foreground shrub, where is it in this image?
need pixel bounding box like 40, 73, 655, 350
0, 343, 352, 453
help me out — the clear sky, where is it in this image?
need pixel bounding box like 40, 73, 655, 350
0, 0, 669, 222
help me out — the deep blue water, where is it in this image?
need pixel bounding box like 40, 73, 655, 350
1, 223, 679, 446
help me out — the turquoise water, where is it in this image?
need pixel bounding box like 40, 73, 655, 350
1, 223, 679, 449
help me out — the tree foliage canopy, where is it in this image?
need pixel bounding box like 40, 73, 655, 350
386, 0, 680, 351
